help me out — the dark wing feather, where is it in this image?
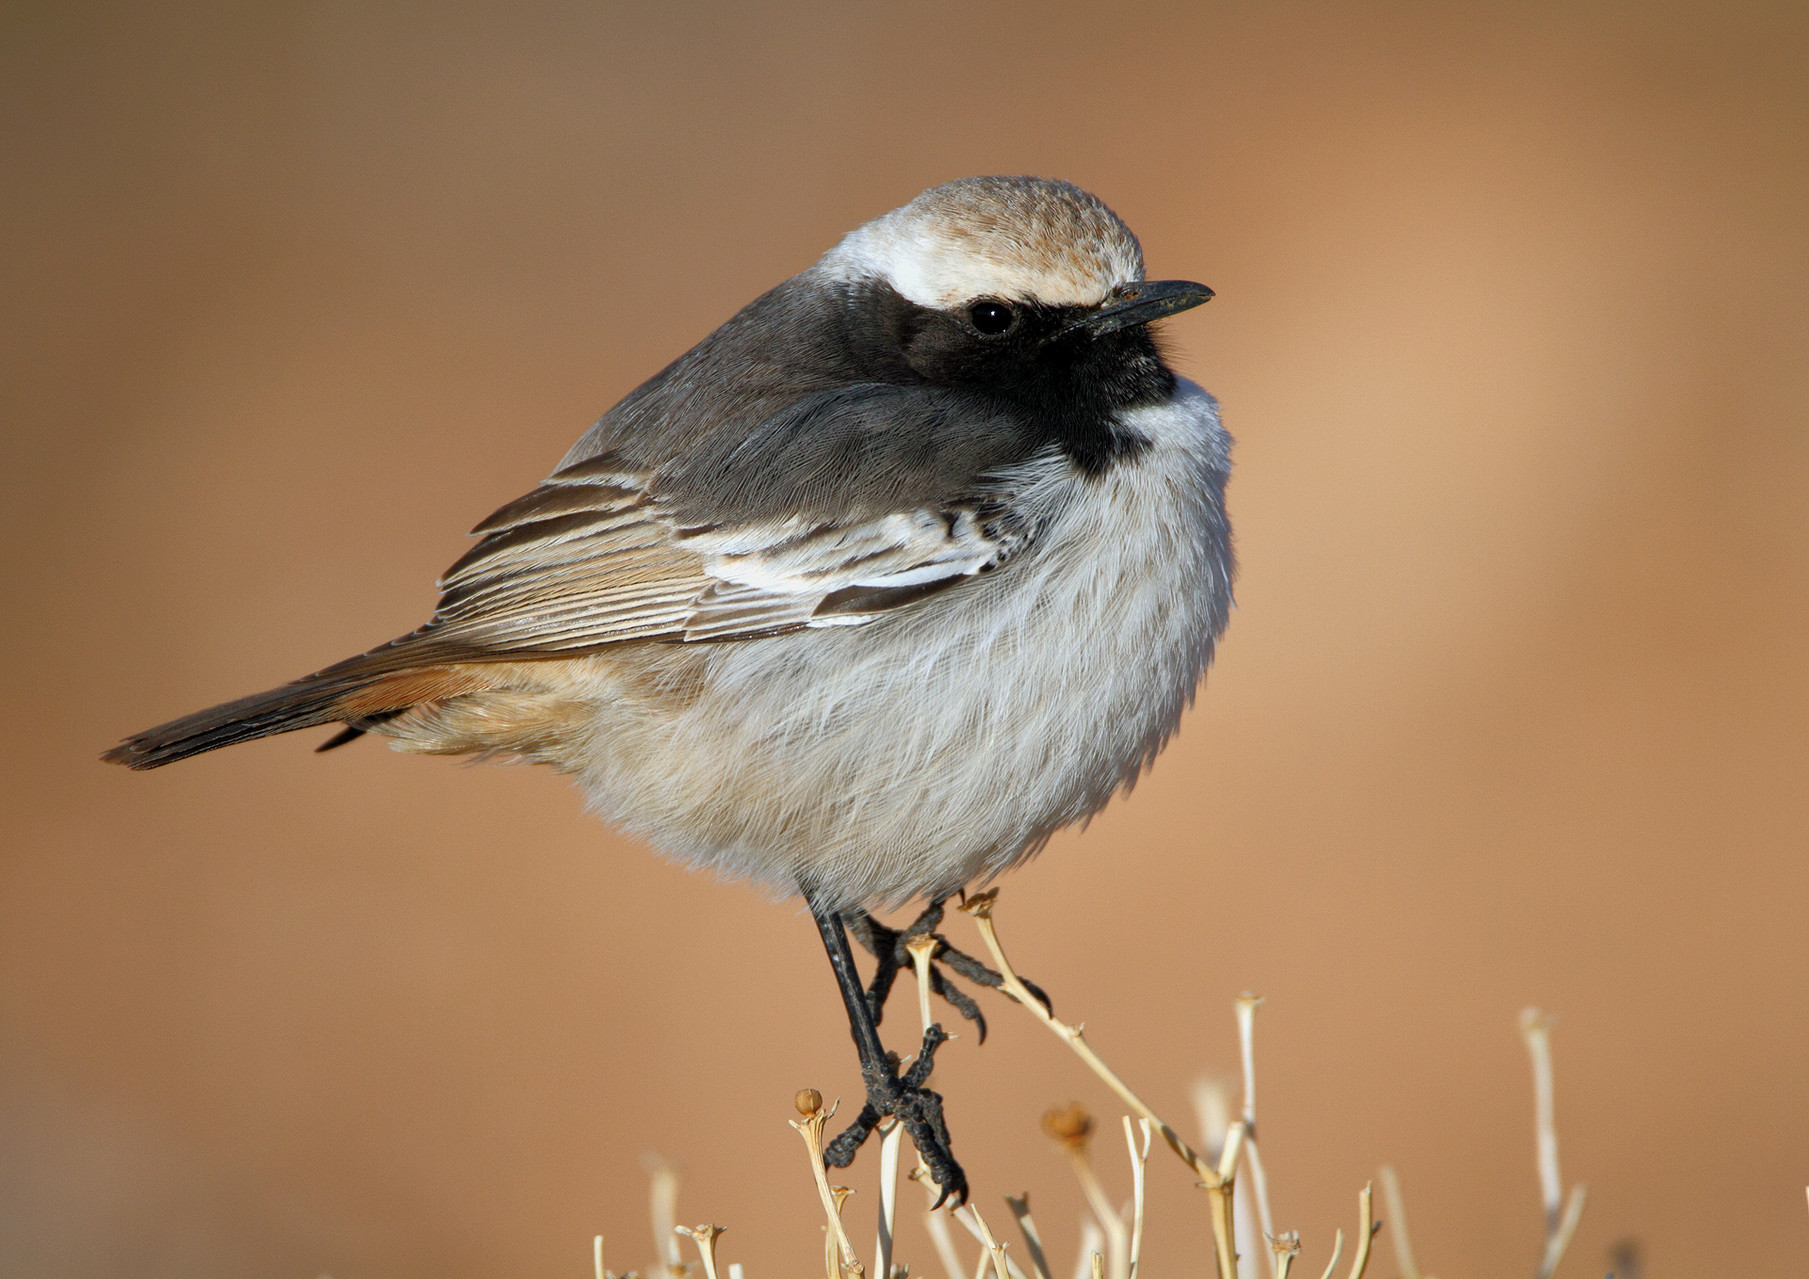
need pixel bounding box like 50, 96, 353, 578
406, 386, 1056, 657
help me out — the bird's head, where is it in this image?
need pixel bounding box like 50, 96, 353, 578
820, 176, 1211, 409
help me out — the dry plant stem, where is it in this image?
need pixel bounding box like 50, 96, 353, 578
1206, 1122, 1247, 1279
1520, 1011, 1562, 1234
958, 894, 1228, 1188
1072, 1221, 1105, 1279
1521, 1008, 1586, 1279
649, 1163, 684, 1277
959, 892, 1246, 1279
595, 1234, 608, 1279
729, 1266, 745, 1279
792, 1100, 864, 1279
1235, 995, 1279, 1279
875, 1119, 904, 1279
1543, 1187, 1586, 1279
1269, 1232, 1301, 1279
1377, 1166, 1421, 1279
1121, 1118, 1152, 1279
1062, 1144, 1128, 1279
1315, 1230, 1344, 1279
1346, 1185, 1377, 1279
1090, 1253, 1105, 1279
954, 1203, 1017, 1279
907, 933, 939, 1034
876, 935, 938, 1279
1005, 1195, 1054, 1279
676, 1226, 726, 1279
912, 1165, 969, 1279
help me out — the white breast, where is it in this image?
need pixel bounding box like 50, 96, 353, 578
575, 379, 1234, 910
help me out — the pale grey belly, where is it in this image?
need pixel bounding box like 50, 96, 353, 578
575, 480, 1227, 910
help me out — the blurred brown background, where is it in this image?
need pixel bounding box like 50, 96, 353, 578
3, 3, 1806, 1276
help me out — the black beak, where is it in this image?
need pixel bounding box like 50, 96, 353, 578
1070, 279, 1214, 336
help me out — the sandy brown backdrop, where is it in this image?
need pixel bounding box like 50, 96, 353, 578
4, 3, 1807, 1276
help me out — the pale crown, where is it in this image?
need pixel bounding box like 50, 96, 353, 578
822, 176, 1146, 310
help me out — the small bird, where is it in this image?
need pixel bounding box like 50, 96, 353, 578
105, 176, 1234, 1202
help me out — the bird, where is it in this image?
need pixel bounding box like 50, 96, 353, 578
104, 175, 1234, 1203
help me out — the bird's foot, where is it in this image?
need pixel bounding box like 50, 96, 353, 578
847, 898, 1052, 1042
823, 1024, 967, 1206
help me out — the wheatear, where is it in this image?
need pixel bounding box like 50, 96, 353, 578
107, 176, 1233, 1201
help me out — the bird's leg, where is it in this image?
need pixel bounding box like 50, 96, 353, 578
848, 897, 1054, 1042
805, 889, 967, 1207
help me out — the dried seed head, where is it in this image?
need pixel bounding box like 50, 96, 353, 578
1040, 1102, 1094, 1149
957, 889, 999, 919
795, 1088, 823, 1116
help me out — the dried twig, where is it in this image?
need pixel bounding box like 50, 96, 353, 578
1377, 1166, 1422, 1279
1269, 1231, 1301, 1279
912, 1164, 970, 1279
874, 1119, 904, 1279
953, 1202, 1016, 1279
1122, 1118, 1152, 1279
1193, 1077, 1260, 1279
676, 1225, 726, 1279
1005, 1194, 1054, 1279
907, 933, 939, 1039
1521, 1009, 1586, 1279
648, 1161, 685, 1278
1236, 994, 1279, 1279
958, 889, 1244, 1279
1315, 1229, 1344, 1279
1071, 1221, 1105, 1279
792, 1089, 864, 1279
1347, 1184, 1378, 1279
1041, 1105, 1127, 1279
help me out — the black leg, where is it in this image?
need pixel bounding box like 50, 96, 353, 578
804, 888, 968, 1207
847, 897, 1054, 1042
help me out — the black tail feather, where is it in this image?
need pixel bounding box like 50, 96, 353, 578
103, 674, 368, 770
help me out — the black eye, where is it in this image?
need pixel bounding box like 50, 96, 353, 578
968, 301, 1016, 336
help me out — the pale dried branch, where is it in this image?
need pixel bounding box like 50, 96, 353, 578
1192, 1077, 1259, 1279
1544, 1185, 1586, 1279
1235, 994, 1279, 1279
647, 1161, 685, 1278
676, 1225, 726, 1279
907, 933, 939, 1036
1005, 1194, 1054, 1279
1121, 1117, 1152, 1279
792, 1089, 864, 1279
953, 1202, 1016, 1279
958, 892, 1226, 1189
1377, 1166, 1422, 1279
959, 891, 1246, 1279
1316, 1229, 1344, 1279
1071, 1221, 1105, 1279
1522, 1008, 1586, 1279
1346, 1184, 1377, 1279
911, 1164, 970, 1279
1269, 1231, 1301, 1279
1041, 1105, 1127, 1279
1205, 1116, 1248, 1279
875, 1119, 905, 1279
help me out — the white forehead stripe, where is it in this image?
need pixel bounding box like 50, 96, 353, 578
823, 176, 1145, 310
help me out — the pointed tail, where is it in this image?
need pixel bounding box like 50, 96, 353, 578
102, 669, 380, 769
